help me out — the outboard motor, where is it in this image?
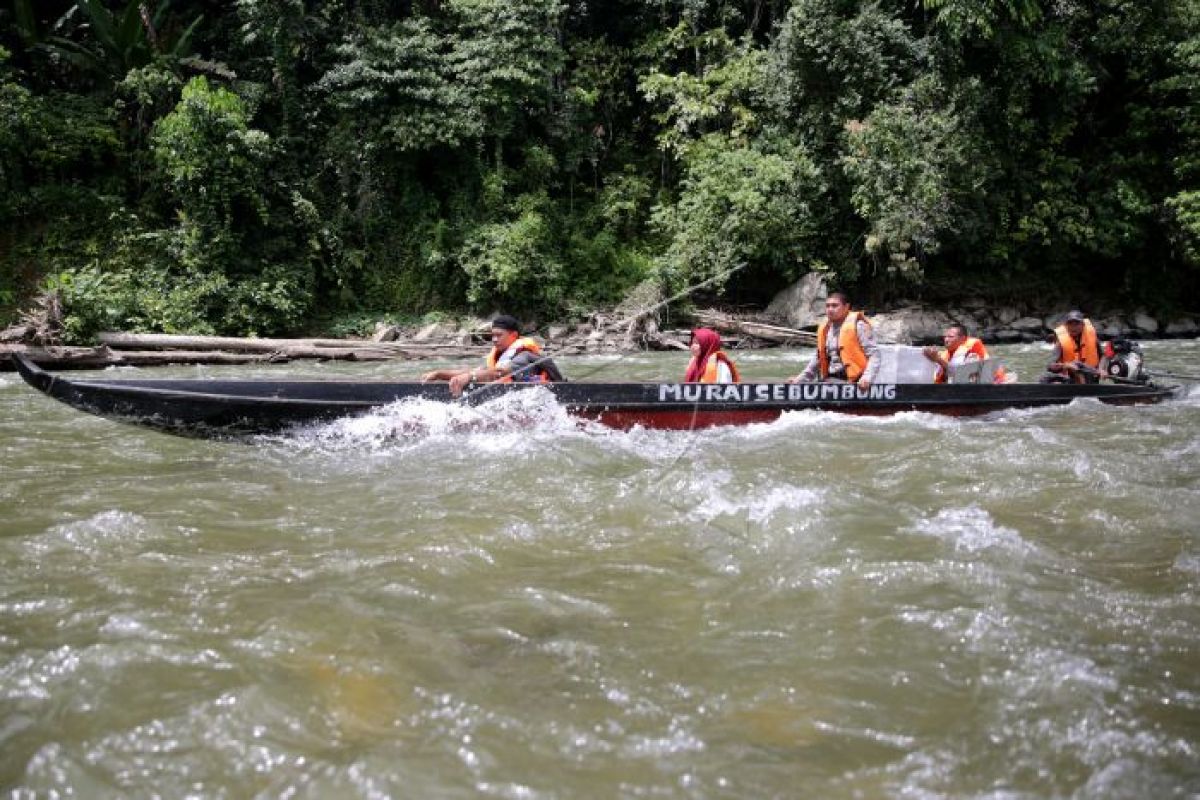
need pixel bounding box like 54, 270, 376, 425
1104, 338, 1146, 382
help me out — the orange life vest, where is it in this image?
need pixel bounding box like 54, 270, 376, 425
699, 352, 741, 384
1055, 321, 1100, 368
934, 337, 1007, 384
817, 311, 870, 381
486, 337, 548, 383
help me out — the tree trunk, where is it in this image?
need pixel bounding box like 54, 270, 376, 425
1, 344, 408, 370
97, 332, 406, 352
693, 310, 817, 346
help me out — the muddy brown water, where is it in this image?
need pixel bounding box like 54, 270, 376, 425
2, 342, 1197, 797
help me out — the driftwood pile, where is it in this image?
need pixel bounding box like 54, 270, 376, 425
1, 291, 63, 347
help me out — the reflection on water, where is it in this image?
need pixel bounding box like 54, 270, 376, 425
1, 342, 1198, 797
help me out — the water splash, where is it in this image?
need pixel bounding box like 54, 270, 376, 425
907, 506, 1037, 558
20, 510, 156, 558
282, 386, 589, 451
694, 484, 824, 526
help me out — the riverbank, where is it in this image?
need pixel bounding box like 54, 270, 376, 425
2, 279, 1196, 370
765, 273, 1200, 344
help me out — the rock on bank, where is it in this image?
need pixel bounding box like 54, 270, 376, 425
765, 274, 1199, 345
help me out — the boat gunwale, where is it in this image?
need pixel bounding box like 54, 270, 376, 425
11, 353, 1180, 424
33, 376, 1180, 407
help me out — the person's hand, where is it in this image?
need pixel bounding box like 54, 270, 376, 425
921, 346, 940, 362
421, 371, 436, 382
857, 377, 871, 392
448, 372, 472, 396
786, 374, 802, 384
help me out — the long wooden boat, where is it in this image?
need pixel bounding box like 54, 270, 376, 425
11, 354, 1178, 438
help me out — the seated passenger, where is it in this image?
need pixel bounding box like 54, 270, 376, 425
922, 324, 1008, 383
422, 315, 564, 396
786, 292, 879, 390
684, 328, 740, 383
1041, 310, 1102, 384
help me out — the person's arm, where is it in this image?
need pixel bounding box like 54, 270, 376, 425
858, 320, 880, 388
447, 362, 510, 395
422, 367, 467, 382
1097, 349, 1111, 379
921, 346, 948, 384
787, 352, 820, 383
424, 360, 502, 396
1046, 343, 1065, 372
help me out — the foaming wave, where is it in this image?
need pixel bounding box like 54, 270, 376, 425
974, 644, 1197, 776
694, 484, 824, 525
772, 408, 965, 432
621, 719, 706, 759
988, 396, 1117, 424
285, 386, 587, 449
1179, 382, 1200, 404
1173, 551, 1200, 577
22, 509, 156, 558
907, 506, 1037, 558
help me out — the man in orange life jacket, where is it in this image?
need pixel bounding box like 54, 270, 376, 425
1042, 310, 1102, 384
421, 315, 563, 396
785, 292, 880, 390
922, 324, 1000, 383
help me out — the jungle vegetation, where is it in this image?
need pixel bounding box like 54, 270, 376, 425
2, 0, 1197, 340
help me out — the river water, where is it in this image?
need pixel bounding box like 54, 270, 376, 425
1, 342, 1198, 798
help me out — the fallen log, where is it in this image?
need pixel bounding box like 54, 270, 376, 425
107, 346, 408, 364
693, 310, 817, 346
2, 344, 404, 370
1, 345, 117, 369
96, 332, 496, 360
643, 332, 690, 351
88, 349, 287, 366
1, 344, 294, 369
98, 332, 406, 353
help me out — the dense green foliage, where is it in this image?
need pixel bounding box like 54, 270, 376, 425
1, 0, 1197, 339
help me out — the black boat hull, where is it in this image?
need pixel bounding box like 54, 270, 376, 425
12, 354, 1178, 438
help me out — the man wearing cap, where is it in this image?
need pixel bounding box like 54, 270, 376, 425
785, 291, 880, 391
421, 315, 564, 396
1043, 310, 1102, 384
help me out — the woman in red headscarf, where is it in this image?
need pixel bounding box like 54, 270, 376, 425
684, 328, 741, 383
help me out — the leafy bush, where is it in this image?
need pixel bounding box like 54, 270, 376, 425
842, 76, 991, 278
652, 135, 823, 289
147, 77, 316, 334
1166, 191, 1200, 268
460, 198, 565, 316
